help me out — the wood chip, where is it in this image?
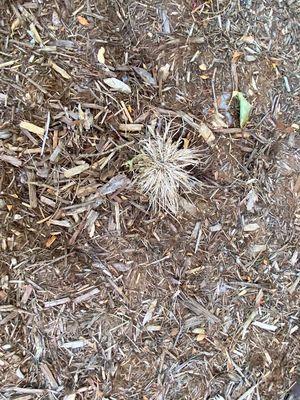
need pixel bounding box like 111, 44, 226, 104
179, 112, 215, 144
63, 394, 76, 400
40, 195, 56, 207
40, 363, 59, 389
49, 60, 71, 79
251, 244, 267, 253
0, 60, 17, 68
288, 276, 300, 294
77, 15, 90, 26
156, 108, 215, 144
103, 78, 131, 94
142, 299, 157, 325
64, 163, 89, 178
196, 121, 215, 144
20, 121, 44, 138
183, 297, 220, 323
49, 219, 72, 228
21, 285, 33, 305
73, 288, 100, 304
29, 23, 43, 44
98, 174, 131, 196
294, 174, 300, 193
27, 170, 37, 208
3, 388, 46, 395
252, 320, 278, 332
0, 154, 22, 167
242, 310, 257, 339
133, 66, 157, 85
97, 47, 106, 64
44, 297, 71, 308
237, 385, 257, 400
45, 235, 58, 248
61, 339, 89, 349
50, 145, 61, 163
119, 123, 143, 132
85, 210, 99, 237
243, 223, 260, 232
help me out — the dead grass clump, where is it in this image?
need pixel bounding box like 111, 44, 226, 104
133, 131, 200, 214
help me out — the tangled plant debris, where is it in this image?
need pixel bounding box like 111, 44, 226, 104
132, 127, 200, 214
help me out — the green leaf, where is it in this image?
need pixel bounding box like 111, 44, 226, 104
233, 91, 252, 128
123, 158, 135, 171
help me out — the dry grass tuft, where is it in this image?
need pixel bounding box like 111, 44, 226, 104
133, 131, 200, 214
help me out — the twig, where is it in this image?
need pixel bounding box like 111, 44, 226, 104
41, 111, 50, 156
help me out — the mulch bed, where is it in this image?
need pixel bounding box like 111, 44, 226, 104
0, 1, 299, 399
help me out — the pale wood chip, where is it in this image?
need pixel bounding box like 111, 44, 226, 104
179, 197, 198, 216
237, 385, 258, 400
0, 60, 17, 68
97, 47, 105, 64
40, 363, 59, 389
242, 310, 257, 339
63, 394, 76, 400
20, 121, 44, 138
40, 195, 56, 207
196, 121, 215, 144
0, 311, 18, 325
64, 163, 89, 178
98, 174, 131, 196
50, 146, 62, 162
73, 288, 100, 304
142, 299, 157, 325
29, 23, 43, 44
44, 297, 71, 308
243, 223, 260, 232
119, 123, 143, 132
49, 219, 72, 228
0, 305, 16, 312
85, 210, 99, 237
76, 183, 100, 197
251, 244, 267, 254
49, 60, 71, 79
146, 325, 161, 332
103, 78, 131, 94
61, 339, 89, 349
252, 320, 278, 332
21, 285, 33, 305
